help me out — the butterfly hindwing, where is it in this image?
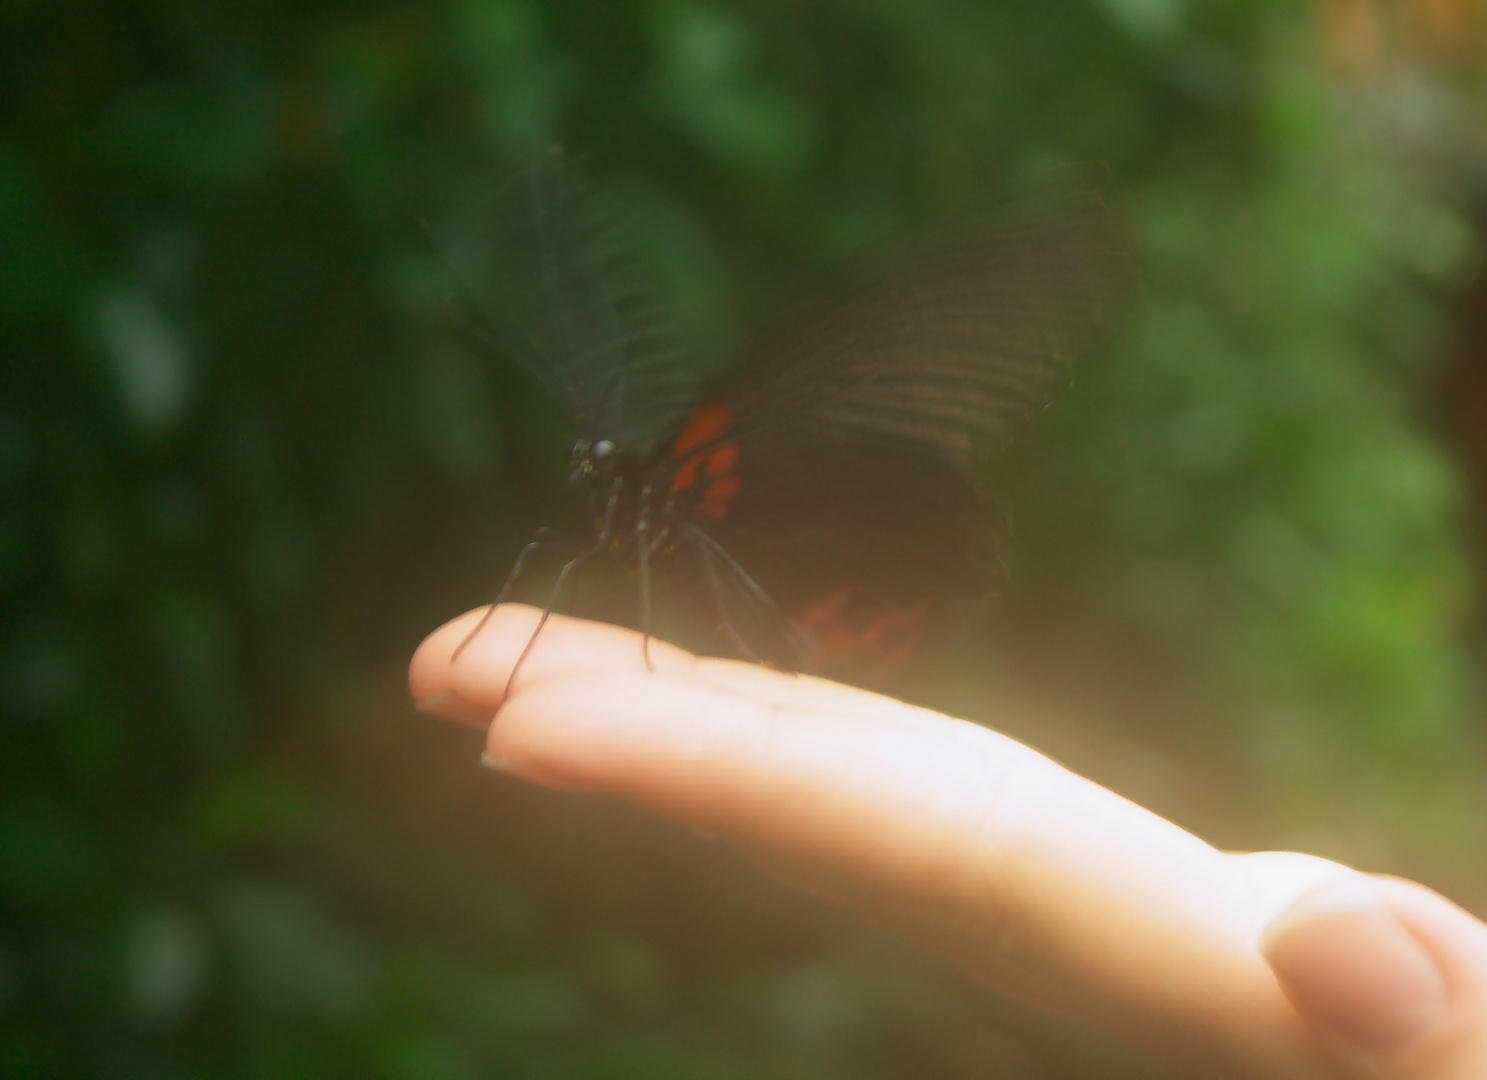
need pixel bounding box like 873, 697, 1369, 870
661, 186, 1127, 680
693, 428, 993, 680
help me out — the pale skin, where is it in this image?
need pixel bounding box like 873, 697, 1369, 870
410, 605, 1487, 1079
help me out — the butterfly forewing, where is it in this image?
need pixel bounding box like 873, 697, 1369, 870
431, 149, 700, 454
700, 185, 1128, 467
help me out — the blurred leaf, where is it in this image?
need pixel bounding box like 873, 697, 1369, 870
90, 286, 195, 438
122, 902, 213, 1027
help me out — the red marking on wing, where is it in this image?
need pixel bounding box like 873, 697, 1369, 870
703, 441, 738, 477
699, 474, 740, 519
794, 586, 927, 677
669, 406, 742, 518
671, 457, 703, 492
671, 406, 734, 457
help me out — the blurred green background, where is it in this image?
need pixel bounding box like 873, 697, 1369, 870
4, 0, 1486, 1076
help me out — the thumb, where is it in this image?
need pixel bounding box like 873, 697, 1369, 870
1261, 875, 1487, 1079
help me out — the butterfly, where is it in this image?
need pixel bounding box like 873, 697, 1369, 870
434, 148, 1127, 688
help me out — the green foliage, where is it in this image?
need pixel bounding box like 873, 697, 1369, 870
1, 0, 1482, 1075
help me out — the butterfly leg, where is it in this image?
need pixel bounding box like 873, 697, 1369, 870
636, 519, 655, 673
503, 536, 606, 698
684, 525, 807, 671
559, 550, 586, 616
453, 527, 575, 661
503, 483, 623, 699
688, 533, 760, 662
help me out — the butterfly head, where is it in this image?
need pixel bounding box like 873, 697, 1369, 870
570, 436, 646, 491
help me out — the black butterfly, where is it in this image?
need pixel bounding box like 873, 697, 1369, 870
435, 149, 1126, 687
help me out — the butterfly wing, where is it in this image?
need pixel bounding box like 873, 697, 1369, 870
664, 187, 1129, 681
712, 185, 1128, 465
430, 148, 700, 453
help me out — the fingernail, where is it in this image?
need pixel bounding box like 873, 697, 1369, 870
414, 690, 490, 726
480, 750, 589, 792
414, 690, 455, 713
1261, 878, 1450, 1058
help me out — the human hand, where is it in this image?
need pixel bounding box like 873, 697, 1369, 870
410, 606, 1487, 1079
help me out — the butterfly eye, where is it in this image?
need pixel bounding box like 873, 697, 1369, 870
591, 440, 615, 460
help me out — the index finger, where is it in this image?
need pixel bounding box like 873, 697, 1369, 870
409, 605, 1344, 1077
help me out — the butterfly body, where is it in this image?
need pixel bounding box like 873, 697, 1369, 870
558, 408, 806, 672
567, 411, 733, 563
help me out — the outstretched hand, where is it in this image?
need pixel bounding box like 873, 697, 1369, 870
410, 605, 1487, 1079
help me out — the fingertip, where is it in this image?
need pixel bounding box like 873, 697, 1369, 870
409, 605, 700, 724
407, 605, 518, 724
408, 618, 462, 713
